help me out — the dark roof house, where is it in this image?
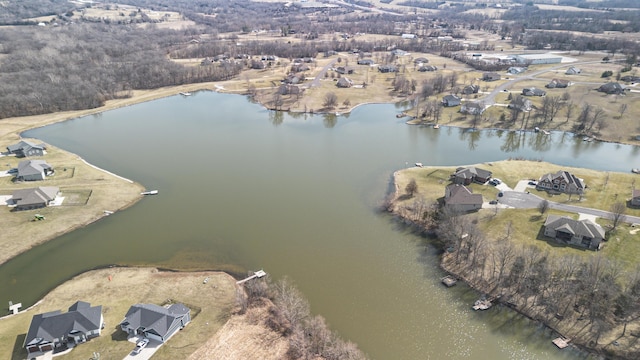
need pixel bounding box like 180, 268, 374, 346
545, 79, 569, 88
522, 87, 546, 96
632, 189, 640, 207
508, 96, 532, 111
565, 66, 581, 75
357, 59, 374, 65
451, 166, 492, 185
482, 72, 501, 81
378, 65, 398, 73
597, 82, 625, 95
336, 77, 353, 88
12, 186, 59, 210
24, 301, 103, 357
461, 85, 479, 94
7, 140, 46, 157
442, 95, 461, 107
16, 160, 53, 181
543, 215, 605, 250
418, 65, 437, 72
537, 170, 585, 195
444, 184, 483, 213
120, 303, 191, 343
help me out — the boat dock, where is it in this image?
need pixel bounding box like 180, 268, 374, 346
141, 190, 158, 195
552, 337, 571, 349
236, 270, 267, 285
441, 275, 457, 287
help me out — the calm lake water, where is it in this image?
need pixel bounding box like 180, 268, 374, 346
4, 91, 636, 359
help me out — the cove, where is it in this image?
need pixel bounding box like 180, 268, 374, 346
4, 91, 636, 359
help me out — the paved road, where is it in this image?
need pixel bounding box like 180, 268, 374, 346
479, 60, 611, 106
495, 185, 640, 225
308, 58, 338, 88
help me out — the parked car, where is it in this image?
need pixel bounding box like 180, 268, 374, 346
132, 338, 149, 355
489, 178, 502, 186
489, 200, 498, 205
528, 181, 537, 186
498, 192, 504, 197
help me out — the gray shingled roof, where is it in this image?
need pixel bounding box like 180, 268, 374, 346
7, 140, 45, 153
121, 303, 189, 339
17, 160, 52, 177
540, 171, 584, 190
544, 215, 605, 239
25, 301, 102, 347
12, 187, 58, 207
445, 184, 483, 206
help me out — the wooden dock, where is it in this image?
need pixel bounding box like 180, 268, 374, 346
236, 270, 267, 285
552, 337, 571, 349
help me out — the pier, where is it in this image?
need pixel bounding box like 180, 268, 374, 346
236, 270, 267, 285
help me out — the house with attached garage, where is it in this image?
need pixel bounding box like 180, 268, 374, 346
442, 95, 461, 107
7, 140, 46, 157
450, 166, 492, 185
16, 159, 54, 181
543, 215, 605, 250
537, 170, 585, 195
11, 186, 59, 210
444, 184, 483, 213
24, 301, 103, 358
120, 303, 191, 343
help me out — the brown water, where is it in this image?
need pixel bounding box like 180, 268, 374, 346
4, 91, 631, 359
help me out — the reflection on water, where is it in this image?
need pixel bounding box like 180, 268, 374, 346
3, 92, 635, 360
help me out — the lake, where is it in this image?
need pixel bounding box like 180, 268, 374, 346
5, 91, 634, 359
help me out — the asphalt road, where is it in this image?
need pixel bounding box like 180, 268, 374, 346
495, 188, 640, 225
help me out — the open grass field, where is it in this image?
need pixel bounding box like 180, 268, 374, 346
0, 268, 237, 360
393, 160, 640, 267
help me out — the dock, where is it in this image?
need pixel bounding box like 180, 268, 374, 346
8, 301, 22, 315
552, 337, 571, 349
236, 270, 267, 285
141, 190, 158, 195
441, 275, 457, 287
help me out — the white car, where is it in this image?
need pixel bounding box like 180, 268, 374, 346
132, 338, 149, 355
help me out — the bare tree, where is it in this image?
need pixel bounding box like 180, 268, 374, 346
610, 201, 627, 230
538, 199, 550, 215
322, 92, 338, 109
618, 103, 628, 118
405, 178, 418, 197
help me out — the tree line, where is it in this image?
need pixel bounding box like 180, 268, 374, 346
390, 196, 640, 358
238, 276, 368, 360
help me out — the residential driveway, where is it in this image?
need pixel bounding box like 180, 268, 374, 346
0, 170, 14, 177
0, 195, 12, 206
122, 337, 162, 360
498, 191, 543, 209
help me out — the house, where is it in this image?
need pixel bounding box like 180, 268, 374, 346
391, 49, 408, 56
621, 75, 640, 83
414, 57, 429, 64
418, 65, 437, 72
450, 166, 492, 185
277, 84, 303, 96
460, 102, 485, 115
631, 189, 640, 207
11, 186, 59, 210
545, 79, 569, 88
508, 96, 532, 111
290, 64, 310, 73
16, 160, 54, 181
120, 303, 191, 343
24, 301, 103, 358
357, 59, 375, 66
507, 67, 526, 74
378, 65, 398, 73
537, 170, 585, 195
461, 85, 479, 95
7, 140, 46, 157
444, 184, 483, 212
336, 77, 353, 88
543, 215, 605, 250
442, 95, 461, 107
283, 74, 301, 85
597, 82, 625, 95
482, 72, 501, 81
335, 66, 354, 75
565, 66, 581, 75
522, 87, 546, 96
